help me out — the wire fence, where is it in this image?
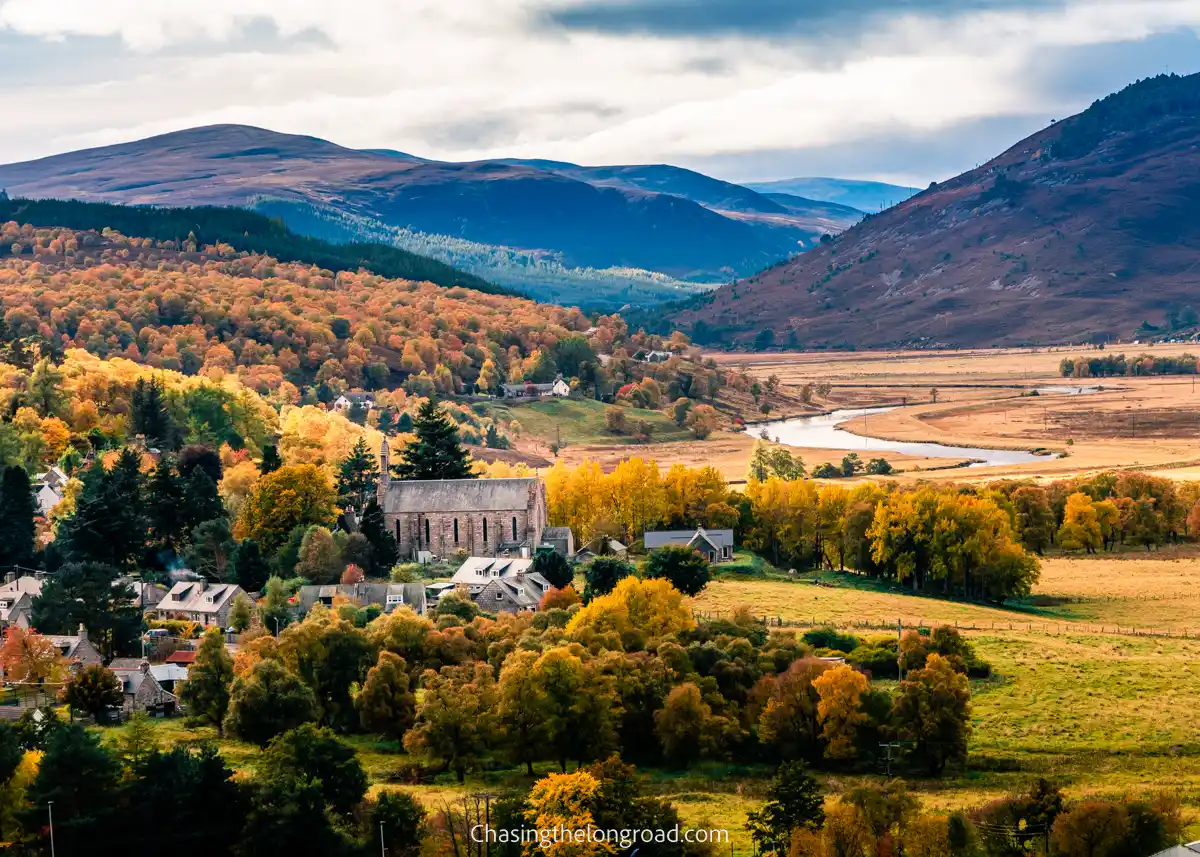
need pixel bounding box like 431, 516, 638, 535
691, 610, 1198, 640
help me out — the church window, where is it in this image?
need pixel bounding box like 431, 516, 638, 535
453, 518, 460, 543
483, 518, 488, 544
512, 516, 518, 541
424, 518, 430, 546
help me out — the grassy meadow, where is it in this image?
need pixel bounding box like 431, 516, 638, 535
484, 397, 692, 446
89, 546, 1200, 853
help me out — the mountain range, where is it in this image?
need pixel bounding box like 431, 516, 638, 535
742, 178, 920, 214
0, 127, 863, 309
674, 73, 1200, 349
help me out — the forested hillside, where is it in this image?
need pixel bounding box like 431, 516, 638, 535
0, 197, 501, 294
0, 218, 607, 397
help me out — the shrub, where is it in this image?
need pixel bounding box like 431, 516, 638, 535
802, 627, 859, 654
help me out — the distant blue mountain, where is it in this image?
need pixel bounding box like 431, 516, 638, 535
742, 177, 920, 214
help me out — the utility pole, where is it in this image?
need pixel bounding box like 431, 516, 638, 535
897, 619, 904, 682
380, 821, 387, 857
48, 801, 56, 857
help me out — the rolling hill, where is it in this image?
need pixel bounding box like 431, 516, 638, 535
742, 177, 920, 214
675, 73, 1200, 349
0, 126, 858, 309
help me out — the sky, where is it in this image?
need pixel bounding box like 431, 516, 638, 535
1, 0, 1199, 185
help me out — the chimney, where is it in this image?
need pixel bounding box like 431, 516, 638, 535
140, 659, 151, 675
4, 572, 14, 586
77, 623, 87, 642
378, 437, 391, 498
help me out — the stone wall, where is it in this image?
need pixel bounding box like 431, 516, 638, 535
394, 508, 544, 559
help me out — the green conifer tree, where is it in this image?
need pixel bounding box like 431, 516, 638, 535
393, 399, 473, 481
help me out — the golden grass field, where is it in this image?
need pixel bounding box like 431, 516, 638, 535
709, 342, 1200, 483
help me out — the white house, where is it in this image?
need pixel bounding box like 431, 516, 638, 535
332, 392, 376, 413
500, 376, 571, 400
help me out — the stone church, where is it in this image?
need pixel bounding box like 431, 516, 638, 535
377, 438, 548, 560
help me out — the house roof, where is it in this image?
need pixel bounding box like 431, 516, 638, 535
482, 573, 552, 609
543, 526, 572, 540
644, 527, 734, 551
381, 478, 540, 515
0, 592, 32, 623
157, 581, 242, 615
0, 575, 44, 597
296, 582, 426, 614
453, 557, 535, 587
1150, 843, 1200, 857
165, 650, 198, 665
339, 392, 376, 403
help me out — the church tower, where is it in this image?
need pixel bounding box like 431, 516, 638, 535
378, 437, 390, 506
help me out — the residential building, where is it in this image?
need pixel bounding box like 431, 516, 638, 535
541, 526, 575, 558
1148, 843, 1200, 857
574, 536, 628, 564
450, 556, 551, 613
332, 392, 376, 413
109, 659, 181, 715
296, 581, 428, 616
377, 442, 548, 560
153, 581, 245, 627
45, 625, 104, 669
644, 527, 735, 563
0, 572, 42, 630
500, 375, 571, 400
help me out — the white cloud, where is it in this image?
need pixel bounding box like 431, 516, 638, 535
0, 0, 1197, 179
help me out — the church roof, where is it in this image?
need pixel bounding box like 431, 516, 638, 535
382, 478, 540, 514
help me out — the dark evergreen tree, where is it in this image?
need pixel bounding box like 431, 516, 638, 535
485, 423, 503, 449
583, 557, 635, 600
259, 444, 283, 475
118, 745, 249, 856
531, 550, 574, 589
376, 408, 395, 435
178, 444, 223, 484
644, 545, 711, 596
0, 465, 36, 567
359, 497, 398, 572
336, 437, 379, 512
130, 378, 176, 448
396, 411, 413, 433
231, 538, 271, 593
746, 762, 825, 855
18, 724, 121, 856
57, 456, 144, 570
30, 562, 140, 660
181, 467, 226, 536
145, 458, 185, 554
392, 398, 473, 481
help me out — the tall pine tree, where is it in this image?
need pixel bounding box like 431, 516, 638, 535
392, 399, 473, 481
336, 438, 379, 512
0, 465, 36, 568
58, 454, 145, 570
231, 538, 271, 593
260, 444, 283, 475
359, 497, 398, 572
181, 467, 226, 536
145, 458, 185, 555
130, 378, 176, 449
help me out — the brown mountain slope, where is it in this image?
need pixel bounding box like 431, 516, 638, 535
674, 73, 1200, 349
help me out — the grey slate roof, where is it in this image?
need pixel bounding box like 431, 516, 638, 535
156, 581, 243, 616
452, 557, 535, 589
542, 526, 573, 541
1150, 844, 1200, 857
382, 478, 538, 514
644, 528, 734, 550
297, 582, 427, 615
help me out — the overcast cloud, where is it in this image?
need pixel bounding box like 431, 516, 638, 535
0, 0, 1198, 184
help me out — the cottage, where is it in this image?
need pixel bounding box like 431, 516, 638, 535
633, 349, 673, 364
451, 556, 550, 613
378, 444, 548, 560
296, 581, 428, 616
109, 659, 181, 715
541, 526, 575, 558
154, 581, 244, 627
644, 527, 735, 563
332, 392, 376, 413
45, 625, 104, 669
573, 535, 628, 564
500, 375, 570, 400
1148, 843, 1200, 857
0, 572, 42, 629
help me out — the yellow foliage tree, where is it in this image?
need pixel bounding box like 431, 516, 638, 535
565, 576, 694, 641
524, 771, 613, 857
812, 664, 869, 760
234, 464, 337, 553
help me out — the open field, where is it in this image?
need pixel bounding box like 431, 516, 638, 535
701, 547, 1200, 634
709, 343, 1200, 482
87, 546, 1200, 853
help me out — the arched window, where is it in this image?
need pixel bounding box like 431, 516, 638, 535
512, 516, 518, 541
453, 518, 460, 544
482, 518, 488, 544
424, 518, 430, 546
